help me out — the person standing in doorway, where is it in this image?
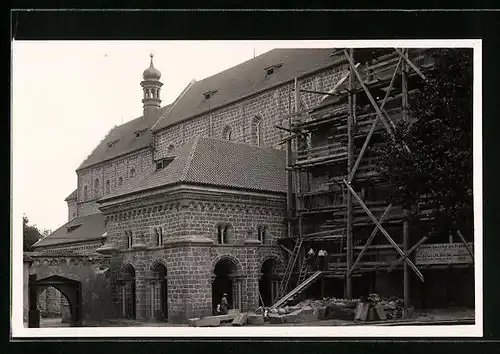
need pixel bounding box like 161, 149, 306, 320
220, 293, 229, 315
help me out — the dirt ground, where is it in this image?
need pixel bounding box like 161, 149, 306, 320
27, 308, 474, 328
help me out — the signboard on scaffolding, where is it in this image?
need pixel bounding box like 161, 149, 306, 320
415, 243, 474, 265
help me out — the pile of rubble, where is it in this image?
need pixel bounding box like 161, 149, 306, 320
255, 297, 360, 324
353, 293, 411, 321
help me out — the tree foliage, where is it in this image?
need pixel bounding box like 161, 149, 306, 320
370, 49, 473, 239
23, 215, 50, 251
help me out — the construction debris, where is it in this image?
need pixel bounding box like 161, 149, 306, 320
189, 309, 241, 327
353, 293, 412, 321
247, 314, 265, 325
232, 312, 248, 326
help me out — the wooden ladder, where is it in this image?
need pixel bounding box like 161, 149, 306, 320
276, 236, 303, 301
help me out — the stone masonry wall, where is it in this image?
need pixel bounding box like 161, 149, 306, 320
181, 192, 286, 245
67, 200, 77, 221
154, 65, 346, 160
29, 255, 113, 323
101, 188, 287, 323
76, 149, 154, 217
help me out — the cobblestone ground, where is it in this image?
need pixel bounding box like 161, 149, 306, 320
28, 308, 474, 327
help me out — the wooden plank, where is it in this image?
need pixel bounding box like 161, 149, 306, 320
456, 230, 474, 262
346, 48, 354, 300
280, 244, 293, 257
348, 57, 402, 183
343, 49, 393, 137
349, 204, 393, 276
394, 48, 428, 82
343, 179, 424, 282
387, 235, 429, 272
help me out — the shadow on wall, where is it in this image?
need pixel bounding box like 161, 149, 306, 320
82, 272, 113, 322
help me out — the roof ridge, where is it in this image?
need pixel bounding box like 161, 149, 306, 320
76, 125, 118, 171
151, 79, 197, 131
180, 136, 200, 181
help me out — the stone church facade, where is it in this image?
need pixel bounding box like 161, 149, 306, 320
29, 49, 346, 323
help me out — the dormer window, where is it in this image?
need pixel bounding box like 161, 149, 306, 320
265, 63, 283, 77
156, 157, 175, 171
67, 224, 82, 233
203, 90, 218, 100
107, 139, 119, 148
134, 129, 147, 138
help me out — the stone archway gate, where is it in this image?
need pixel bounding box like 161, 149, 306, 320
28, 274, 83, 327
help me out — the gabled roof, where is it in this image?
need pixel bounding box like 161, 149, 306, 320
32, 213, 105, 248
76, 104, 171, 171
100, 137, 286, 201
64, 189, 77, 201
153, 48, 338, 131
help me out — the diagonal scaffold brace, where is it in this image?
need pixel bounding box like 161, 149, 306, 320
343, 179, 425, 282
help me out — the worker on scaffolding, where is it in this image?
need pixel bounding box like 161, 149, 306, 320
318, 248, 329, 271
306, 247, 316, 272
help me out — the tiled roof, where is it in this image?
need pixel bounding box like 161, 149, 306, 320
64, 189, 77, 201
32, 213, 105, 248
76, 104, 171, 171
100, 137, 286, 201
153, 48, 338, 131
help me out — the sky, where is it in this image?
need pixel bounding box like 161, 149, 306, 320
12, 40, 345, 232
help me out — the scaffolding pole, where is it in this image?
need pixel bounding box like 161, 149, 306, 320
346, 48, 354, 299
402, 48, 410, 318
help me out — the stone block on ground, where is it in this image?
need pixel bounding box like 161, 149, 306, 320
247, 314, 265, 326
278, 308, 287, 315
188, 317, 200, 326
368, 308, 376, 321
268, 314, 285, 324
354, 302, 363, 321
228, 309, 240, 315
194, 317, 221, 327
301, 305, 314, 314
232, 313, 248, 326
374, 304, 387, 320
360, 303, 370, 321
316, 306, 327, 319
283, 309, 304, 324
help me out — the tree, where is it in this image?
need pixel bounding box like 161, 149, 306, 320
23, 215, 45, 251
370, 48, 473, 240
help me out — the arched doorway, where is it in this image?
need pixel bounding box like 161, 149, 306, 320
119, 264, 136, 319
211, 258, 242, 314
259, 258, 280, 306
150, 262, 168, 322
28, 274, 82, 328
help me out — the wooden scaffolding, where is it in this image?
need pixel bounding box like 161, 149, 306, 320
273, 48, 474, 315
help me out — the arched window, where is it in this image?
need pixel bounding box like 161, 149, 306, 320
94, 178, 99, 196
130, 168, 136, 178
83, 185, 88, 200
155, 227, 163, 247
258, 225, 268, 244
126, 231, 133, 249
106, 180, 110, 194
216, 223, 233, 244
251, 116, 263, 146
222, 125, 232, 141
118, 177, 123, 186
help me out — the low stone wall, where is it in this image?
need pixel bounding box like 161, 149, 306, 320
29, 254, 113, 323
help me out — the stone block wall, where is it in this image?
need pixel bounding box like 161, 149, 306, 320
76, 149, 154, 217
108, 243, 285, 323
29, 255, 113, 323
101, 188, 287, 323
181, 192, 286, 246
67, 200, 77, 221
154, 65, 346, 161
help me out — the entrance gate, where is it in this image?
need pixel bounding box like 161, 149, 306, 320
28, 274, 83, 327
